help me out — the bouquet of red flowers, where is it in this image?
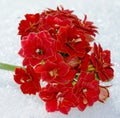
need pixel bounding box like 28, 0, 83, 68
0, 6, 114, 114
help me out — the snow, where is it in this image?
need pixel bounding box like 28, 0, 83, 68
0, 0, 120, 118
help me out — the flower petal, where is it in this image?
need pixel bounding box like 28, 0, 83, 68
99, 86, 110, 103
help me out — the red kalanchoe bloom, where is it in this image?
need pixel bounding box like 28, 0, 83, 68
57, 26, 91, 58
79, 15, 98, 41
73, 72, 100, 111
14, 66, 41, 95
19, 31, 56, 66
39, 83, 77, 114
39, 11, 71, 39
63, 54, 90, 72
18, 13, 41, 38
35, 54, 76, 84
91, 43, 114, 81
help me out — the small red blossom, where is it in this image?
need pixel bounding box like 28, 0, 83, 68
35, 56, 76, 84
91, 43, 114, 81
39, 12, 71, 39
19, 31, 56, 66
79, 15, 98, 38
39, 83, 77, 114
57, 26, 91, 58
14, 66, 41, 95
73, 72, 100, 111
18, 13, 41, 38
63, 54, 90, 71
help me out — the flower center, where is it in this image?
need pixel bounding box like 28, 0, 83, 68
20, 78, 25, 83
26, 77, 32, 82
60, 52, 69, 57
36, 48, 43, 55
49, 69, 58, 78
83, 98, 88, 105
83, 88, 87, 93
71, 38, 82, 43
57, 92, 64, 106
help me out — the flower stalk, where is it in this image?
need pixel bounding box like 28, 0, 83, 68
0, 62, 20, 71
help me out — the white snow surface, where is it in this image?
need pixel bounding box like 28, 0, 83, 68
0, 0, 120, 118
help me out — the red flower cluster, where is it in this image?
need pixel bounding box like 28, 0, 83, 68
14, 6, 114, 114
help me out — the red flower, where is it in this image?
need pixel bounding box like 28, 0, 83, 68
39, 83, 77, 114
73, 72, 100, 111
63, 54, 90, 72
39, 12, 71, 39
18, 13, 41, 38
91, 43, 114, 81
57, 26, 91, 58
79, 15, 98, 40
35, 55, 76, 84
14, 66, 41, 95
19, 31, 56, 66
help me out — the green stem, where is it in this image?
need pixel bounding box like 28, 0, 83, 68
0, 62, 21, 71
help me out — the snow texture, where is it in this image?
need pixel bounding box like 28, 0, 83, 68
0, 0, 120, 118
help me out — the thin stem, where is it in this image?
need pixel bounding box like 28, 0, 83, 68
0, 62, 21, 71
